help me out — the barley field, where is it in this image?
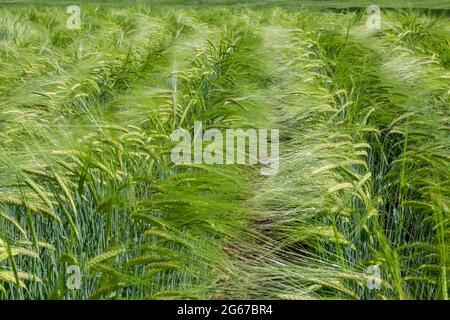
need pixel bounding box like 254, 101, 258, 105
0, 0, 449, 300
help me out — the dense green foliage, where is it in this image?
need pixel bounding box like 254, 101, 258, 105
0, 2, 449, 299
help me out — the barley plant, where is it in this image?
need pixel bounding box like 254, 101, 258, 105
0, 0, 449, 300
